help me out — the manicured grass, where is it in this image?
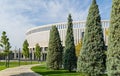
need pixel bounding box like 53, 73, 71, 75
31, 64, 108, 76
0, 66, 6, 71
0, 61, 39, 71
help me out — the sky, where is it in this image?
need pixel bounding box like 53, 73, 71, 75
0, 0, 112, 50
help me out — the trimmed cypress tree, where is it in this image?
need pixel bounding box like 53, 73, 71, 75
47, 25, 63, 70
22, 40, 29, 64
77, 0, 105, 76
35, 43, 41, 62
63, 14, 77, 72
107, 0, 120, 76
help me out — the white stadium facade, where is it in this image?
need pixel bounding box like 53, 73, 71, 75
26, 20, 109, 61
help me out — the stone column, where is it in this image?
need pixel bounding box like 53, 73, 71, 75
40, 53, 43, 61
32, 51, 34, 60
43, 54, 45, 61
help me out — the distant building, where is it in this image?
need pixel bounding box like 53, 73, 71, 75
0, 49, 24, 60
26, 20, 109, 60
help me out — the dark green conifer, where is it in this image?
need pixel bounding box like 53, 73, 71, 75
77, 0, 105, 76
63, 14, 77, 72
107, 0, 120, 76
47, 25, 63, 70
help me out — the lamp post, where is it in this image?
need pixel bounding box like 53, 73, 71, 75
8, 51, 10, 68
30, 49, 32, 64
18, 48, 20, 66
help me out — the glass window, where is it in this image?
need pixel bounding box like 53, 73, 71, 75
44, 47, 48, 51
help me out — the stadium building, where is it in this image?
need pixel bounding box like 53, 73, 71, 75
26, 20, 109, 61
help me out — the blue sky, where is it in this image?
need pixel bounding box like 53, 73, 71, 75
0, 0, 112, 49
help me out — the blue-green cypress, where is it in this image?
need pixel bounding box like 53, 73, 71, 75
107, 0, 120, 76
77, 0, 106, 76
63, 14, 77, 72
47, 25, 63, 70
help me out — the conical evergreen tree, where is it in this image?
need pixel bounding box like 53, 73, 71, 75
77, 0, 105, 76
63, 14, 77, 72
47, 25, 63, 70
107, 0, 120, 76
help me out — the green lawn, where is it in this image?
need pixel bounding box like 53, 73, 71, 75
0, 61, 39, 71
31, 64, 108, 76
0, 66, 6, 71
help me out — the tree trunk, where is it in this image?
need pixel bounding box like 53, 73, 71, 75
25, 58, 27, 65
5, 56, 7, 67
30, 58, 32, 64
69, 68, 71, 72
8, 55, 9, 67
69, 64, 72, 72
38, 57, 40, 63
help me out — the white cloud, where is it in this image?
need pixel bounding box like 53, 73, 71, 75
0, 0, 35, 49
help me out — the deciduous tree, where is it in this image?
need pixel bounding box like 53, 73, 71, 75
35, 43, 41, 62
0, 31, 11, 67
75, 39, 82, 57
22, 40, 29, 64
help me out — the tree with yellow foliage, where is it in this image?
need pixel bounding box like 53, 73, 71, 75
75, 39, 82, 57
105, 29, 109, 36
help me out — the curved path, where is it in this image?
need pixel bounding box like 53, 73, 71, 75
0, 64, 41, 76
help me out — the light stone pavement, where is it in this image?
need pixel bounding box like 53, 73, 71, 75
0, 64, 41, 76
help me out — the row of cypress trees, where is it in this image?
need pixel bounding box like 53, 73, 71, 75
47, 14, 76, 71
46, 0, 120, 76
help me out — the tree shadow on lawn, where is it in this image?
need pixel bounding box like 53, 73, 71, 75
10, 72, 40, 76
32, 66, 108, 76
36, 69, 77, 75
32, 66, 84, 76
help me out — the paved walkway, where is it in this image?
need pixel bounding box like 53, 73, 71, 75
0, 64, 41, 76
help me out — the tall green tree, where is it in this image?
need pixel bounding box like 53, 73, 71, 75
77, 0, 106, 76
22, 40, 29, 64
63, 14, 77, 72
0, 31, 11, 67
107, 0, 120, 76
35, 43, 41, 62
47, 25, 63, 70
